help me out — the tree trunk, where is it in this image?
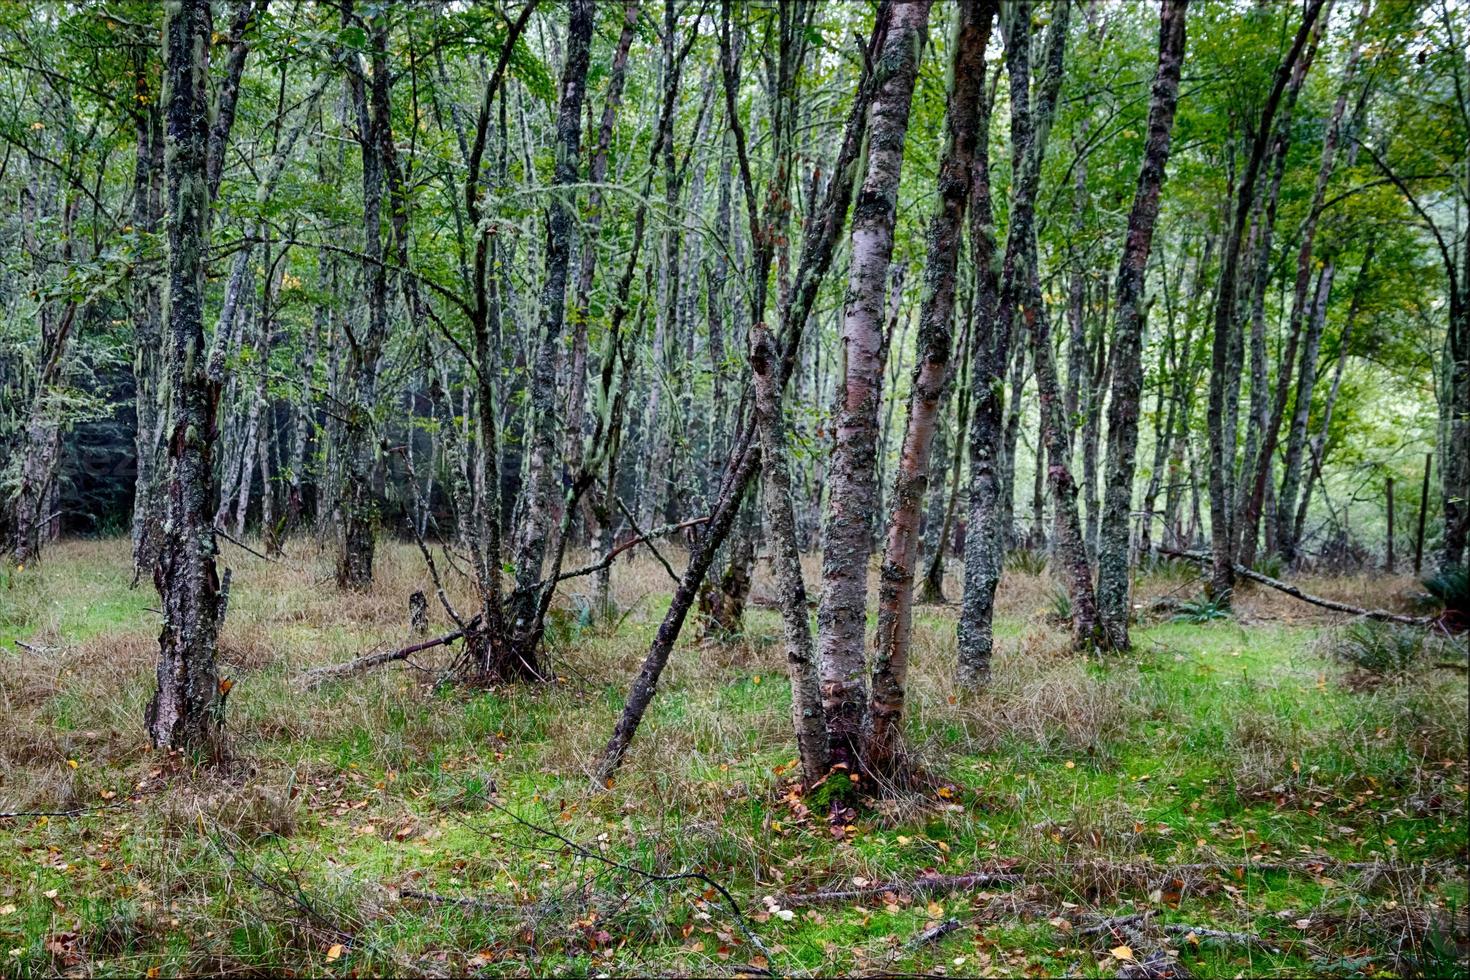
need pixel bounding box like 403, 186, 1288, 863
865, 0, 992, 776
508, 0, 595, 662
1245, 5, 1362, 562
1095, 0, 1187, 651
958, 0, 1070, 685
147, 0, 225, 752
1277, 262, 1335, 563
1296, 247, 1371, 542
335, 13, 392, 589
749, 324, 830, 783
597, 2, 890, 780
566, 0, 641, 485
1204, 0, 1326, 599
130, 82, 166, 578
816, 0, 932, 772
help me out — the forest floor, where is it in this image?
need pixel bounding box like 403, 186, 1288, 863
1, 539, 1466, 978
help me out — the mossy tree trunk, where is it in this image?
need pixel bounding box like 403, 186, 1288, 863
147, 0, 225, 752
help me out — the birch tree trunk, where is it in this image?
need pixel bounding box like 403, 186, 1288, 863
957, 0, 1070, 684
816, 0, 932, 772
1096, 0, 1187, 651
865, 0, 993, 776
508, 0, 595, 662
750, 323, 830, 784
146, 0, 225, 752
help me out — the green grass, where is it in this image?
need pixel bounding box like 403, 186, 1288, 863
1, 540, 1465, 977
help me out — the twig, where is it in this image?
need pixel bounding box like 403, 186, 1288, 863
1160, 549, 1431, 625
0, 800, 127, 820
542, 516, 711, 589
782, 871, 1022, 906
612, 496, 682, 584
12, 639, 55, 655
213, 525, 280, 564
211, 833, 355, 944
469, 793, 773, 961
908, 918, 964, 948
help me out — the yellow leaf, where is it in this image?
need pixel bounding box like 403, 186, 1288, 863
1111, 945, 1134, 961
1064, 760, 1076, 769
0, 905, 15, 916
753, 675, 761, 685
67, 760, 79, 770
146, 969, 161, 979
927, 901, 944, 917
326, 944, 344, 961
44, 890, 58, 899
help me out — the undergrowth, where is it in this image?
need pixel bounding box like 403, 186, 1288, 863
0, 540, 1465, 977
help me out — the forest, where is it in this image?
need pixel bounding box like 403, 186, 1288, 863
1, 0, 1467, 976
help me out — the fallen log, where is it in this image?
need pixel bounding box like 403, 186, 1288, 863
1160, 549, 1431, 626
296, 618, 479, 687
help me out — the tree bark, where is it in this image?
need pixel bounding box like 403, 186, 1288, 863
751, 325, 830, 784
1095, 0, 1187, 651
864, 0, 993, 776
130, 71, 166, 578
507, 0, 595, 662
335, 11, 392, 589
597, 4, 891, 781
816, 0, 932, 772
147, 0, 226, 752
957, 0, 1071, 682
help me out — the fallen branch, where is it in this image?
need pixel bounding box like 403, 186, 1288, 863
0, 800, 127, 820
296, 618, 479, 687
908, 918, 964, 948
400, 888, 513, 913
1162, 922, 1282, 955
1160, 549, 1431, 626
782, 871, 1022, 906
1084, 912, 1283, 957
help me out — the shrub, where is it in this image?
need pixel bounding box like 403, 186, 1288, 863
1005, 547, 1048, 576
1329, 620, 1427, 680
1171, 591, 1231, 623
1423, 565, 1469, 630
1047, 584, 1072, 623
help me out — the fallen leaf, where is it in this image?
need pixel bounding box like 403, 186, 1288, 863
1111, 945, 1134, 961
326, 944, 344, 961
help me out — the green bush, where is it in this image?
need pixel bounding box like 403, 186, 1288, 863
1330, 621, 1428, 679
1171, 591, 1231, 623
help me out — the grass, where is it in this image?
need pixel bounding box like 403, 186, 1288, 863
1, 538, 1466, 977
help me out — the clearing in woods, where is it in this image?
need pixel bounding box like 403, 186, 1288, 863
1, 540, 1465, 977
